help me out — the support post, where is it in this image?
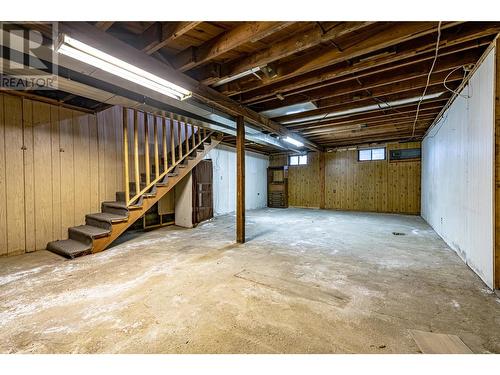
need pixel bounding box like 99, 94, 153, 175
319, 151, 326, 209
495, 37, 500, 289
144, 113, 150, 185
122, 108, 130, 204
133, 110, 140, 195
236, 115, 245, 243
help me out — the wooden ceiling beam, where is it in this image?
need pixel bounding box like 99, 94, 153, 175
221, 22, 499, 98
296, 102, 443, 131
195, 21, 375, 85
292, 98, 447, 135
217, 21, 462, 96
315, 72, 462, 108
60, 22, 320, 151
171, 22, 294, 72
319, 126, 430, 141
139, 22, 202, 55
95, 21, 114, 31
323, 132, 428, 147
273, 84, 453, 123
304, 116, 438, 139
252, 55, 472, 112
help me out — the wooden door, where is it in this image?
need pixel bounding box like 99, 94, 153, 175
192, 159, 213, 224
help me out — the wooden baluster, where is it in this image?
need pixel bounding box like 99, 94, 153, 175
191, 123, 196, 149
123, 108, 130, 204
184, 118, 190, 155
162, 116, 167, 172
133, 110, 140, 196
154, 115, 159, 180
170, 113, 176, 166
177, 116, 183, 161
198, 124, 202, 145
144, 112, 150, 186
203, 127, 207, 140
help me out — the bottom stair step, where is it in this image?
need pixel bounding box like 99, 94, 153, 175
47, 239, 92, 259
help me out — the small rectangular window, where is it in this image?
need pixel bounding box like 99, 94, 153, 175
358, 147, 385, 161
289, 154, 307, 166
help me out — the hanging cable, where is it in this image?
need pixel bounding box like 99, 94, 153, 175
411, 21, 442, 139
443, 65, 473, 99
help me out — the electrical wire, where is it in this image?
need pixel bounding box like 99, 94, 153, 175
411, 21, 442, 139
443, 65, 472, 99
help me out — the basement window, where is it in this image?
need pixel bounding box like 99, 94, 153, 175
290, 154, 308, 166
358, 147, 386, 161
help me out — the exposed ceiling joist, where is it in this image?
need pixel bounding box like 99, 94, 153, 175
171, 22, 294, 72
196, 21, 374, 85
220, 23, 499, 99
140, 21, 202, 55
59, 22, 320, 151
95, 21, 115, 31
220, 21, 463, 96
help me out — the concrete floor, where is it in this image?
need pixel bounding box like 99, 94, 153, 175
0, 208, 499, 354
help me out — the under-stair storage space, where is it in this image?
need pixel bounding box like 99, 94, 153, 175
45, 106, 222, 258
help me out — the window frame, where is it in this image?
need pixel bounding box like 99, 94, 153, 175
289, 154, 308, 166
357, 147, 386, 162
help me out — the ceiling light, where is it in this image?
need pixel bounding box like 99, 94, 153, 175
212, 67, 261, 87
55, 34, 192, 101
283, 136, 304, 148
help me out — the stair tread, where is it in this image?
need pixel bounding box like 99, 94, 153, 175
102, 200, 140, 210
86, 212, 128, 223
69, 225, 110, 238
47, 239, 92, 259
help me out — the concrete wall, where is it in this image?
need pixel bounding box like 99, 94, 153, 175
421, 48, 495, 288
205, 144, 269, 216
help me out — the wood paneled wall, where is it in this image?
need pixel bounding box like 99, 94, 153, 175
270, 142, 421, 214
0, 93, 124, 256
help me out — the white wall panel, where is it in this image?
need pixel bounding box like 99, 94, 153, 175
422, 49, 495, 288
205, 145, 268, 216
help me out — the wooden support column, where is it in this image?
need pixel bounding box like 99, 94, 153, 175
122, 108, 130, 204
236, 115, 245, 243
495, 37, 500, 289
319, 151, 326, 209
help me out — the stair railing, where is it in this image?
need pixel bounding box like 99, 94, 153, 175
122, 107, 214, 207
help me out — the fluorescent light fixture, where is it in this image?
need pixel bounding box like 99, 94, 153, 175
281, 92, 444, 125
55, 34, 192, 101
212, 67, 261, 87
260, 102, 317, 118
283, 136, 304, 148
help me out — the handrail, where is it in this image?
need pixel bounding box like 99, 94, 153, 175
127, 130, 214, 206
122, 107, 215, 208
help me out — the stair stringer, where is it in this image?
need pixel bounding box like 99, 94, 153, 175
91, 135, 222, 253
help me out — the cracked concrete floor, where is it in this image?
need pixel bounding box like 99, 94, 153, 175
0, 208, 499, 353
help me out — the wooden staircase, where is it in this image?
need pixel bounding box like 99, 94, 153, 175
47, 107, 222, 259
